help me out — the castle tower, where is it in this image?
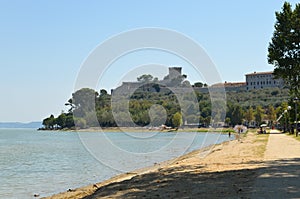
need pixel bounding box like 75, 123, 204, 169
169, 67, 182, 79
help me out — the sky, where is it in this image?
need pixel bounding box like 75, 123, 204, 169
0, 0, 298, 122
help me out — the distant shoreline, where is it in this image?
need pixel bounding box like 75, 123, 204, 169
0, 121, 42, 129
38, 126, 235, 134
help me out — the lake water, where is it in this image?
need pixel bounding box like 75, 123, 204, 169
0, 128, 232, 198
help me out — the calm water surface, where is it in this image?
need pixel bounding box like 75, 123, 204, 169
0, 128, 232, 198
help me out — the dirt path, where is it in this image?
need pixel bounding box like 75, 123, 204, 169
264, 130, 300, 160
252, 130, 300, 198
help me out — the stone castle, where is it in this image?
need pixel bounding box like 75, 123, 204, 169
112, 67, 285, 94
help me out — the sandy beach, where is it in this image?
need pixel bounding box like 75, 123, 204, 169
44, 129, 300, 199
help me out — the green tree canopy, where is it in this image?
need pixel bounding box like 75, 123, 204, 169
42, 114, 55, 129
172, 112, 183, 129
231, 104, 244, 125
245, 106, 254, 123
268, 2, 300, 97
267, 105, 277, 124
137, 74, 153, 82
193, 82, 204, 88
72, 88, 98, 117
255, 106, 264, 126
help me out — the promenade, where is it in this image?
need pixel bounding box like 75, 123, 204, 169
252, 130, 300, 198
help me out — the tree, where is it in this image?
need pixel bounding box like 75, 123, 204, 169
71, 88, 98, 117
203, 116, 211, 127
149, 105, 167, 126
137, 74, 153, 82
100, 89, 108, 96
255, 106, 264, 126
225, 117, 231, 127
245, 106, 254, 125
172, 112, 183, 129
268, 2, 300, 97
231, 105, 244, 125
42, 114, 56, 129
65, 114, 75, 128
186, 115, 198, 124
182, 80, 191, 87
193, 82, 204, 88
97, 108, 116, 127
84, 111, 99, 127
267, 105, 277, 125
74, 117, 87, 129
56, 113, 67, 129
65, 98, 75, 113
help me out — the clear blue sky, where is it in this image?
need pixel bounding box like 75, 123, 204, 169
0, 0, 298, 122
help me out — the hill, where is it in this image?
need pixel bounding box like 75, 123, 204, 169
0, 121, 42, 129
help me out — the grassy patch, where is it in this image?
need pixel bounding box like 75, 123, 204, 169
196, 128, 235, 133
252, 130, 269, 158
178, 128, 235, 133
286, 133, 300, 142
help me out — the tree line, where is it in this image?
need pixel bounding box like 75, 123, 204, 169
41, 86, 290, 130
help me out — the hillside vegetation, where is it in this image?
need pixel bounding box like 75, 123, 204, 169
41, 87, 289, 130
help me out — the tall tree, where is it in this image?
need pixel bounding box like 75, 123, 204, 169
255, 106, 264, 126
71, 88, 98, 117
56, 113, 67, 129
42, 114, 56, 129
231, 105, 244, 125
268, 2, 300, 97
245, 106, 254, 123
267, 105, 277, 125
172, 112, 183, 129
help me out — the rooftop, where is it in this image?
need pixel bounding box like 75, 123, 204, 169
245, 71, 273, 76
210, 82, 246, 88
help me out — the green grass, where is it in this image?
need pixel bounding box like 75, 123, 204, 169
251, 129, 270, 157
196, 128, 235, 133
177, 128, 235, 133
286, 133, 300, 142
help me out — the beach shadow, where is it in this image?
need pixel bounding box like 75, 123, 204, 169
252, 158, 300, 198
83, 158, 300, 199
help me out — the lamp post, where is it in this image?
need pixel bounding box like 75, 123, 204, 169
294, 97, 299, 136
284, 110, 288, 133
287, 106, 291, 133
